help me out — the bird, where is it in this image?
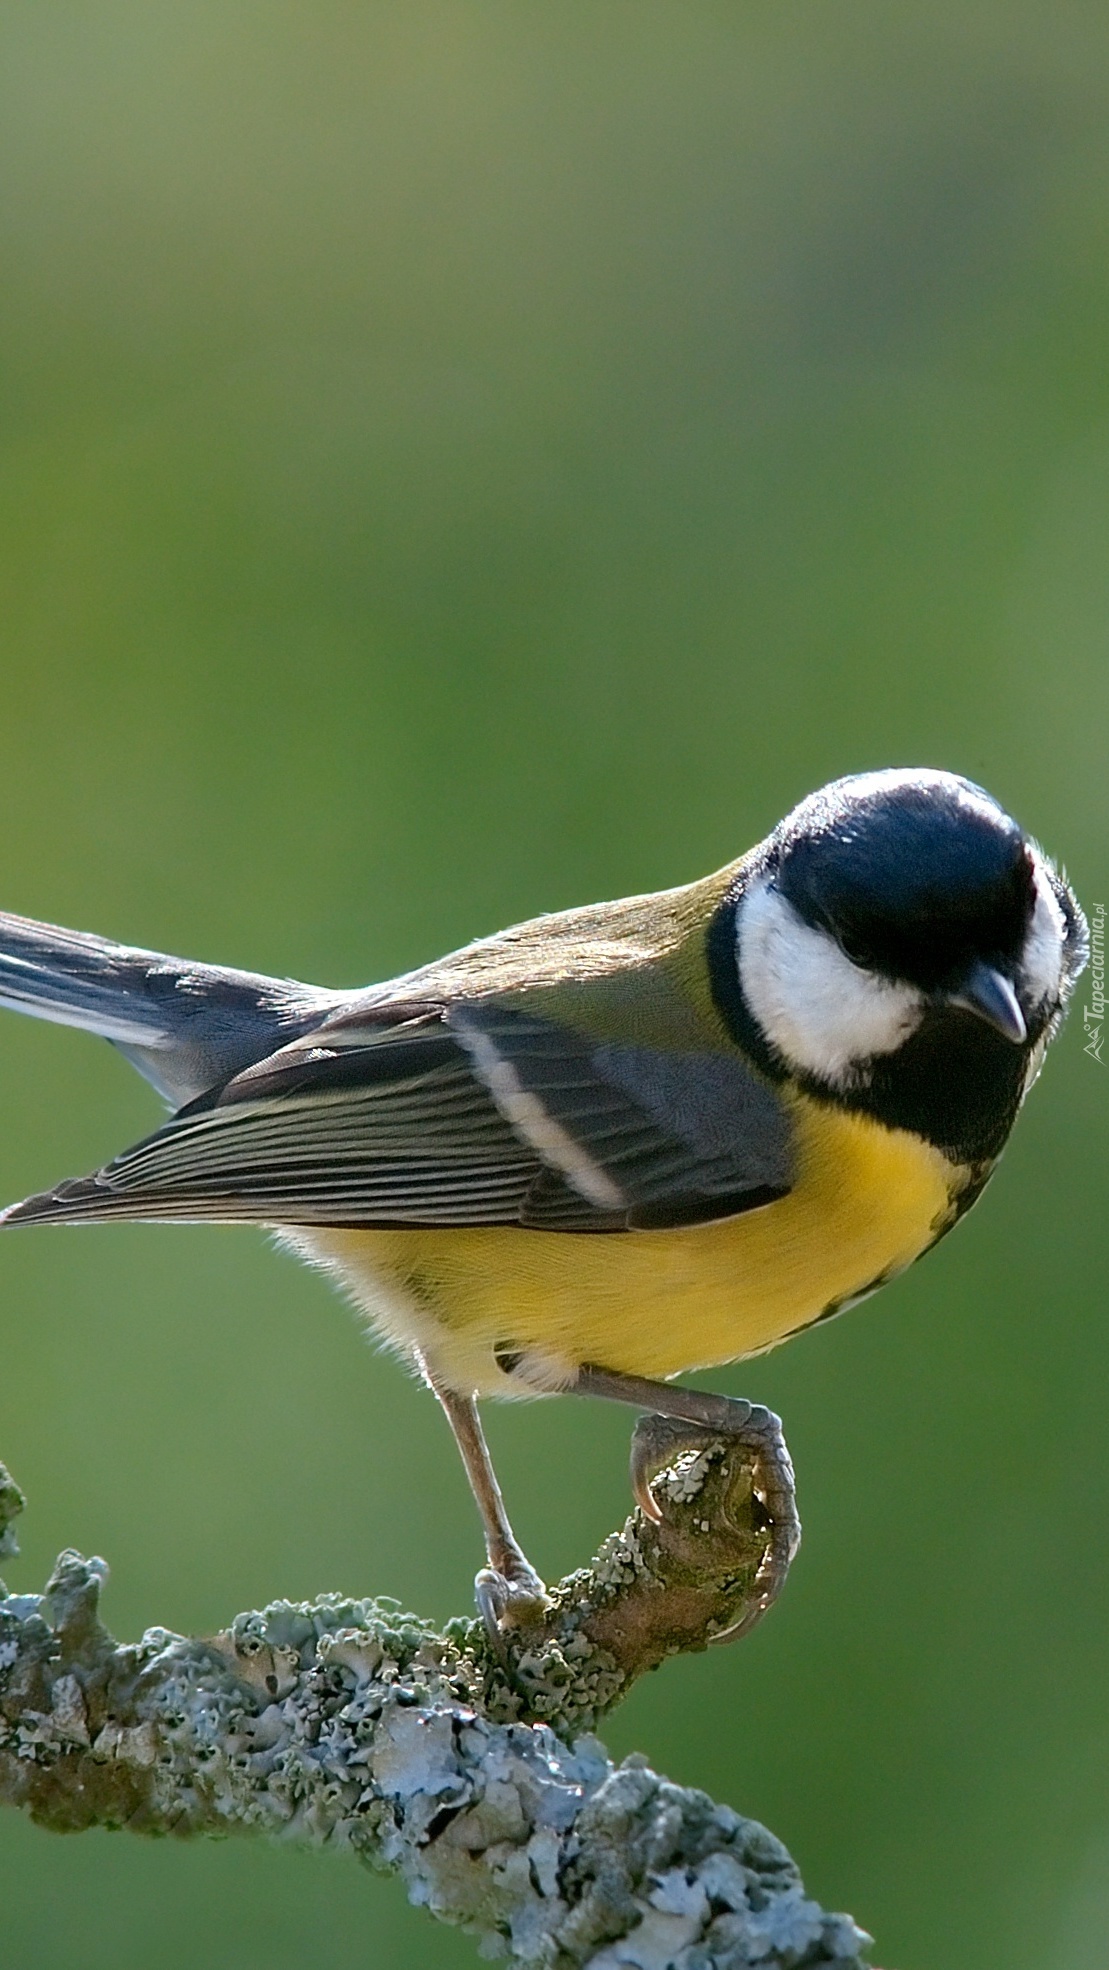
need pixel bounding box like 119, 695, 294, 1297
0, 768, 1087, 1640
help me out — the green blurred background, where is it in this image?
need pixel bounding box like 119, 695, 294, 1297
0, 5, 1107, 1966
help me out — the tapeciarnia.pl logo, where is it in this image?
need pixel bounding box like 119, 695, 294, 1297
1084, 903, 1105, 1063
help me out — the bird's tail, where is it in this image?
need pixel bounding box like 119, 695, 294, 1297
0, 909, 335, 1106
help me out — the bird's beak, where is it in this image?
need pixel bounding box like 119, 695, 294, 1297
948, 960, 1027, 1044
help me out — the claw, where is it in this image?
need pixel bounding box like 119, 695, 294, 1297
627, 1399, 801, 1645
474, 1557, 550, 1658
709, 1413, 799, 1644
475, 1568, 511, 1658
629, 1412, 703, 1523
632, 1469, 663, 1523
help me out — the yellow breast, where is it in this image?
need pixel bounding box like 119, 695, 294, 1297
291, 1095, 962, 1399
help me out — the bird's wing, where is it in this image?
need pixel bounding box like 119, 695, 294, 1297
2, 996, 793, 1233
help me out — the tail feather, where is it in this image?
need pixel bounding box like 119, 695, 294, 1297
0, 910, 339, 1106
0, 913, 180, 1044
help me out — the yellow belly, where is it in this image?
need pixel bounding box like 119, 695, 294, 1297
288, 1097, 961, 1398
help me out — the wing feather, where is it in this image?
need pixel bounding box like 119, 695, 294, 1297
2, 1003, 794, 1231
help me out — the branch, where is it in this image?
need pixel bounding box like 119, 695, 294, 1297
0, 1447, 873, 1968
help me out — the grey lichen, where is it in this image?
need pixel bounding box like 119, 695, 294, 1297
0, 1457, 873, 1968
0, 1462, 24, 1561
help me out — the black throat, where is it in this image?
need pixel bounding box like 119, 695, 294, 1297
842, 1007, 1030, 1165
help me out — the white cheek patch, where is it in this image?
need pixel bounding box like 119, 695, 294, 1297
1019, 854, 1067, 1013
736, 878, 924, 1088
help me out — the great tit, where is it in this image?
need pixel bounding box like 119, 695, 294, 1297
0, 769, 1087, 1636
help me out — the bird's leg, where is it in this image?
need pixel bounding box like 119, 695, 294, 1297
571, 1364, 801, 1641
421, 1362, 549, 1645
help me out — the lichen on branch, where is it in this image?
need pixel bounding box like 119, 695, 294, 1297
0, 1449, 872, 1969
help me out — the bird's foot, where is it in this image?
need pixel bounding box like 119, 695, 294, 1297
474, 1551, 551, 1658
629, 1397, 800, 1643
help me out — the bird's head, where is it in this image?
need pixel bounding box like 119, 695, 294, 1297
729, 770, 1087, 1142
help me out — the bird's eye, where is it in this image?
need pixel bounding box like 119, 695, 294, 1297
837, 931, 875, 969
